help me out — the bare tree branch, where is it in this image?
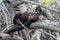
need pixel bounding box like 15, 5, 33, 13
29, 20, 60, 32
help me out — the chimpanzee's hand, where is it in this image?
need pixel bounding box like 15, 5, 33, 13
28, 14, 39, 22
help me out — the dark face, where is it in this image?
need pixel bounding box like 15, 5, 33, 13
35, 5, 42, 15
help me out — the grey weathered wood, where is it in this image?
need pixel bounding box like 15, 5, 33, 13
0, 33, 23, 40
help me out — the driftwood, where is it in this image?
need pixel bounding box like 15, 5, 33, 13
0, 33, 23, 40
30, 20, 60, 32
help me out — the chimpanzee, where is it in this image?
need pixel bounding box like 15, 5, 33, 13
5, 5, 42, 34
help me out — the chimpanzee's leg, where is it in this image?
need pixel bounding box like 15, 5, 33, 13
6, 20, 32, 34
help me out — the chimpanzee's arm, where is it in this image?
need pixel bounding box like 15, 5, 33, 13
6, 20, 32, 34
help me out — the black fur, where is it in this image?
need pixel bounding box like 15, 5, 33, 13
6, 0, 11, 4
35, 5, 42, 15
6, 6, 42, 34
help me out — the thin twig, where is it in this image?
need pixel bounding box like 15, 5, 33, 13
39, 29, 57, 40
17, 18, 28, 31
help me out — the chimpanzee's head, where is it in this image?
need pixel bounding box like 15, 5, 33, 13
35, 5, 42, 15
